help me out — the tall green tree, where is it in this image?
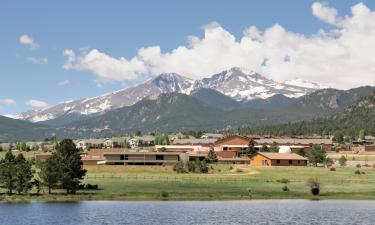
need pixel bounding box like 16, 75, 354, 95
308, 144, 327, 167
0, 151, 17, 194
247, 139, 257, 157
40, 153, 61, 194
56, 139, 87, 194
14, 154, 33, 194
207, 147, 218, 163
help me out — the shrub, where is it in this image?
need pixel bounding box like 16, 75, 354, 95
235, 168, 244, 173
306, 178, 320, 196
173, 161, 186, 173
186, 161, 197, 173
355, 170, 362, 175
160, 191, 169, 198
86, 184, 99, 190
356, 164, 361, 168
277, 178, 290, 184
338, 155, 347, 167
329, 167, 336, 171
282, 185, 289, 192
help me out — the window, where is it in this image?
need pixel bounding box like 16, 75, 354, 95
298, 160, 300, 164
289, 160, 292, 165
277, 160, 281, 164
156, 155, 164, 161
120, 155, 128, 160
223, 147, 228, 151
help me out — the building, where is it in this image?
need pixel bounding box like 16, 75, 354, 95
201, 133, 224, 139
75, 139, 105, 150
104, 137, 128, 148
103, 151, 188, 165
128, 135, 155, 148
172, 138, 217, 146
255, 138, 333, 152
352, 145, 375, 152
250, 152, 308, 166
213, 135, 249, 152
155, 145, 209, 152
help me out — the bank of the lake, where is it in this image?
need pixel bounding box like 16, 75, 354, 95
1, 200, 375, 225
1, 165, 375, 201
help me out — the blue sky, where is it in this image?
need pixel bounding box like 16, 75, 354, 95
1, 0, 375, 115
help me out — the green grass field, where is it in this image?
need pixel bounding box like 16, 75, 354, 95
2, 164, 375, 201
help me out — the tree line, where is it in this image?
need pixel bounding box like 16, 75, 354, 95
0, 139, 87, 195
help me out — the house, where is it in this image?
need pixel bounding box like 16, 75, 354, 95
214, 135, 249, 153
104, 137, 128, 148
128, 135, 155, 148
155, 145, 209, 152
201, 133, 224, 139
250, 152, 308, 166
365, 136, 375, 142
75, 139, 105, 150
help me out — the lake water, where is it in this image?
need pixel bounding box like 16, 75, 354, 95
0, 200, 374, 225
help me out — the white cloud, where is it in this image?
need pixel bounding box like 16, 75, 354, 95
57, 79, 70, 86
27, 57, 48, 64
0, 99, 16, 106
312, 2, 341, 25
26, 99, 48, 108
63, 2, 375, 89
19, 34, 39, 50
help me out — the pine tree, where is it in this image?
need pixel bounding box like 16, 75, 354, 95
14, 154, 33, 194
247, 139, 257, 157
0, 151, 17, 194
56, 139, 87, 194
269, 142, 280, 152
40, 153, 61, 194
207, 147, 218, 163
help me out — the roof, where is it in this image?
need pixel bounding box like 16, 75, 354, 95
201, 133, 224, 138
255, 138, 332, 145
172, 138, 217, 145
255, 152, 307, 160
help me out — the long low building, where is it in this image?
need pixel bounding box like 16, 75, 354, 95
103, 151, 189, 165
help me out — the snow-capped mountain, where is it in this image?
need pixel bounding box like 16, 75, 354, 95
193, 67, 320, 101
283, 78, 325, 90
16, 68, 321, 124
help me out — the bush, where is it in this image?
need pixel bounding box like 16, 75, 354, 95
86, 184, 99, 190
356, 164, 361, 168
235, 168, 244, 173
338, 155, 347, 167
186, 161, 197, 173
329, 167, 336, 171
354, 169, 364, 175
306, 178, 320, 196
160, 191, 169, 198
282, 185, 289, 192
173, 161, 186, 173
277, 178, 290, 184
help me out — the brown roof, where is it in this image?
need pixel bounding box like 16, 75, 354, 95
256, 152, 307, 160
255, 138, 332, 145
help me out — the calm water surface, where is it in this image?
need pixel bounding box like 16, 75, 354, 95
0, 200, 374, 225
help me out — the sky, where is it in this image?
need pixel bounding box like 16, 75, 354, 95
1, 0, 375, 116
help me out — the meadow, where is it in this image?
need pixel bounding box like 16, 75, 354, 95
2, 164, 375, 201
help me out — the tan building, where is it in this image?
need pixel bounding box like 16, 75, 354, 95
251, 152, 307, 166
103, 151, 188, 165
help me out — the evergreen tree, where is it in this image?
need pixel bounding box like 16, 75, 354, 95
56, 139, 87, 194
0, 151, 17, 194
269, 142, 279, 152
207, 147, 218, 163
308, 144, 327, 167
40, 153, 61, 194
260, 145, 269, 152
14, 154, 33, 194
247, 139, 257, 157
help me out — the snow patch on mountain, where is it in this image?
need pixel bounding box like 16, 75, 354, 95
16, 68, 321, 123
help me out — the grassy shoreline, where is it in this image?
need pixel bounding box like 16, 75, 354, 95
1, 165, 375, 202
